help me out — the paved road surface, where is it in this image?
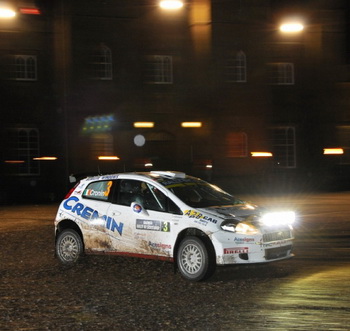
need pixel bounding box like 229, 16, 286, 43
0, 192, 349, 330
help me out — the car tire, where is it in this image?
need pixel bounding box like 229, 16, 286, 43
177, 236, 215, 281
56, 229, 83, 265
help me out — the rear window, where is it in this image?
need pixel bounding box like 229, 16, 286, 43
82, 180, 114, 201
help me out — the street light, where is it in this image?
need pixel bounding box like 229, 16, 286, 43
323, 148, 344, 155
0, 1, 16, 18
0, 7, 15, 18
280, 22, 304, 33
159, 0, 184, 10
181, 122, 202, 128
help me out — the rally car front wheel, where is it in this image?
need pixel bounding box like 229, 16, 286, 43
177, 236, 215, 281
56, 229, 83, 265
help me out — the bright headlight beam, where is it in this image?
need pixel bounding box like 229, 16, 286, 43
261, 211, 295, 226
221, 221, 258, 234
235, 222, 258, 234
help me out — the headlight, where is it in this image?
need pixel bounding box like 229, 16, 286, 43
221, 220, 258, 234
260, 211, 295, 226
221, 221, 237, 232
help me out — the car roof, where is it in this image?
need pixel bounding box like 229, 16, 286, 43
82, 171, 189, 183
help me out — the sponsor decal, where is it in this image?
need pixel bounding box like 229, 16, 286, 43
136, 219, 170, 232
234, 237, 255, 244
84, 181, 112, 198
100, 175, 119, 180
88, 174, 119, 181
63, 196, 124, 236
184, 210, 218, 224
148, 241, 171, 250
133, 204, 142, 213
224, 247, 249, 255
262, 239, 292, 247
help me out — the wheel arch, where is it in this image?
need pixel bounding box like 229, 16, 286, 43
55, 220, 84, 246
173, 228, 216, 270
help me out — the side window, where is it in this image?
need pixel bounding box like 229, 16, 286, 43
142, 183, 167, 212
168, 199, 182, 215
115, 179, 182, 214
116, 179, 143, 206
82, 180, 114, 201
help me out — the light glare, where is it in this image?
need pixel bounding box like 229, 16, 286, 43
251, 152, 273, 157
280, 23, 304, 33
235, 222, 259, 234
19, 8, 41, 15
261, 211, 295, 226
5, 160, 24, 164
0, 8, 16, 18
98, 156, 120, 160
133, 122, 154, 128
181, 122, 202, 128
323, 148, 344, 155
160, 0, 184, 10
33, 157, 57, 161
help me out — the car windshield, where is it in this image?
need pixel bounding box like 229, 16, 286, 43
158, 177, 243, 208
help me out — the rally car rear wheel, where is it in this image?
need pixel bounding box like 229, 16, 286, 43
177, 236, 215, 281
56, 229, 83, 265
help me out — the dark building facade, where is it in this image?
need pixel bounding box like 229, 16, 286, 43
1, 0, 349, 203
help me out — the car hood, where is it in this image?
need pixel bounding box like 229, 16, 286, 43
198, 203, 262, 221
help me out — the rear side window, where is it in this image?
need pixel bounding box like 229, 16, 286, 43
82, 180, 114, 201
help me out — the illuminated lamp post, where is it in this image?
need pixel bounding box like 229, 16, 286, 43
159, 0, 184, 10
279, 22, 304, 33
0, 2, 16, 18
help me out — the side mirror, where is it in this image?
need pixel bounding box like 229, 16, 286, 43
131, 202, 149, 216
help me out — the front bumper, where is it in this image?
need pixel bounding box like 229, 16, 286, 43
212, 228, 294, 265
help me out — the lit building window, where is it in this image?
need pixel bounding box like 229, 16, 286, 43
225, 51, 247, 83
11, 55, 37, 81
4, 128, 40, 175
268, 62, 294, 85
144, 55, 173, 84
90, 44, 113, 80
271, 127, 296, 168
226, 132, 248, 157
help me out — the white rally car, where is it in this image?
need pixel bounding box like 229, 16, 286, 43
55, 171, 295, 281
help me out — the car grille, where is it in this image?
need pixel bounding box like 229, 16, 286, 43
263, 230, 292, 243
265, 245, 293, 260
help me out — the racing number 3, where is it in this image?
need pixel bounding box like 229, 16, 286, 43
104, 181, 113, 197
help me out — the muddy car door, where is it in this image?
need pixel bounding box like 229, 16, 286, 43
79, 179, 115, 252
107, 179, 182, 257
